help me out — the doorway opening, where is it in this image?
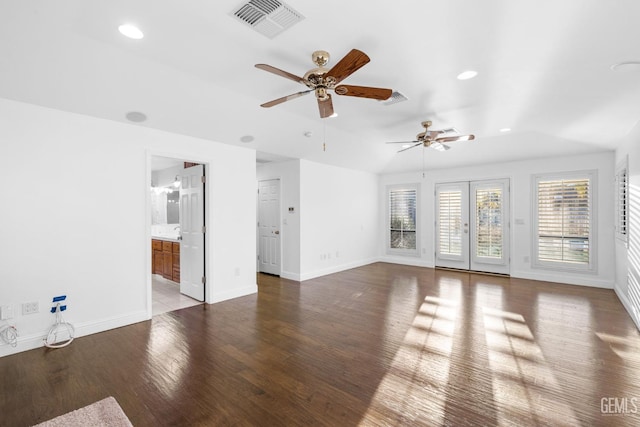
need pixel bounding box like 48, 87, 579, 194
150, 156, 206, 316
435, 179, 510, 275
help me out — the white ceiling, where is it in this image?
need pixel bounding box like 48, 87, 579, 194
1, 1, 639, 174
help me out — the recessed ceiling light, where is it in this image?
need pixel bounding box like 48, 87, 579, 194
240, 135, 254, 143
500, 128, 511, 133
118, 24, 144, 39
457, 70, 478, 80
611, 61, 640, 73
125, 111, 147, 122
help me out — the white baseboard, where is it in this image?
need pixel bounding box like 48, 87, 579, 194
280, 271, 301, 281
378, 256, 433, 268
510, 269, 614, 289
614, 283, 640, 331
298, 258, 379, 282
211, 284, 257, 303
0, 310, 149, 358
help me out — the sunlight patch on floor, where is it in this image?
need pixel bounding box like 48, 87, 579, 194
359, 293, 459, 425
483, 307, 578, 426
596, 332, 640, 361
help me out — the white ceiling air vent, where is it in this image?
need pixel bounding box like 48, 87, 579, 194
380, 91, 408, 106
231, 0, 304, 39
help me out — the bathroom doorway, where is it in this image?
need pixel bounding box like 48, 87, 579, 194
150, 155, 206, 316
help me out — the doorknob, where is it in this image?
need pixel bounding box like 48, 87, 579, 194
275, 230, 280, 235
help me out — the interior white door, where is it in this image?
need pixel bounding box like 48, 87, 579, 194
258, 179, 281, 275
179, 164, 205, 301
435, 182, 470, 269
436, 179, 510, 275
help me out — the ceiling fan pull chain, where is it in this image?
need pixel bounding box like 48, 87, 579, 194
323, 122, 326, 152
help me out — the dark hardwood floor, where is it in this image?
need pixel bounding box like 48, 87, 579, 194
2, 263, 640, 426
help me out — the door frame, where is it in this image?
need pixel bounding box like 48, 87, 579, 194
435, 178, 511, 275
146, 151, 209, 318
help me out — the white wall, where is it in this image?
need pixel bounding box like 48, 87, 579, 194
256, 159, 301, 280
380, 151, 615, 288
299, 160, 379, 280
0, 98, 257, 356
614, 121, 640, 329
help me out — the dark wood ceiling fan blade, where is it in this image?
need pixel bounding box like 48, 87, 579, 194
325, 49, 370, 84
260, 90, 312, 108
385, 140, 419, 144
334, 85, 392, 100
397, 142, 423, 153
435, 134, 475, 143
318, 94, 334, 118
255, 64, 306, 85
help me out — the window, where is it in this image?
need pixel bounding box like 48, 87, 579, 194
533, 171, 596, 271
388, 185, 419, 255
615, 158, 628, 242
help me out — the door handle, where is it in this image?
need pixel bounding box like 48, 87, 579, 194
274, 230, 280, 235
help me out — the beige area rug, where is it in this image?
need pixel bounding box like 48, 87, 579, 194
33, 396, 133, 427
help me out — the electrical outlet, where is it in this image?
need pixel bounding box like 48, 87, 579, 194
0, 305, 14, 320
22, 301, 39, 315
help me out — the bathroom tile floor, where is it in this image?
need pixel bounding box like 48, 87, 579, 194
152, 274, 201, 316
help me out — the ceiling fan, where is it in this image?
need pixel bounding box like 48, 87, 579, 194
255, 49, 393, 118
387, 120, 475, 152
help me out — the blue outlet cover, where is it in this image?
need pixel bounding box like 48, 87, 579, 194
52, 295, 66, 303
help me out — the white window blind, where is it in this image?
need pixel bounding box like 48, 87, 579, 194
389, 188, 417, 252
536, 176, 591, 266
616, 163, 628, 241
438, 190, 462, 256
475, 187, 503, 259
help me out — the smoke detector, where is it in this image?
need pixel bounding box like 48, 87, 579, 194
231, 0, 304, 39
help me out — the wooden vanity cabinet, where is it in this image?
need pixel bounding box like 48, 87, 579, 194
152, 240, 163, 275
172, 242, 181, 282
152, 239, 180, 282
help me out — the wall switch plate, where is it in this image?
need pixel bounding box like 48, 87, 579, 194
22, 302, 39, 315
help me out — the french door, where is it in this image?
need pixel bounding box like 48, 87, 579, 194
435, 179, 510, 275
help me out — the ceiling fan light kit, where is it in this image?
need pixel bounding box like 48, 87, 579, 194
256, 49, 393, 118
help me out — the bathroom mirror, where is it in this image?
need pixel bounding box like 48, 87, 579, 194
151, 187, 180, 225
166, 190, 179, 224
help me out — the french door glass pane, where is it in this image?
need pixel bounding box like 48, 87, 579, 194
438, 191, 462, 255
475, 187, 503, 258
